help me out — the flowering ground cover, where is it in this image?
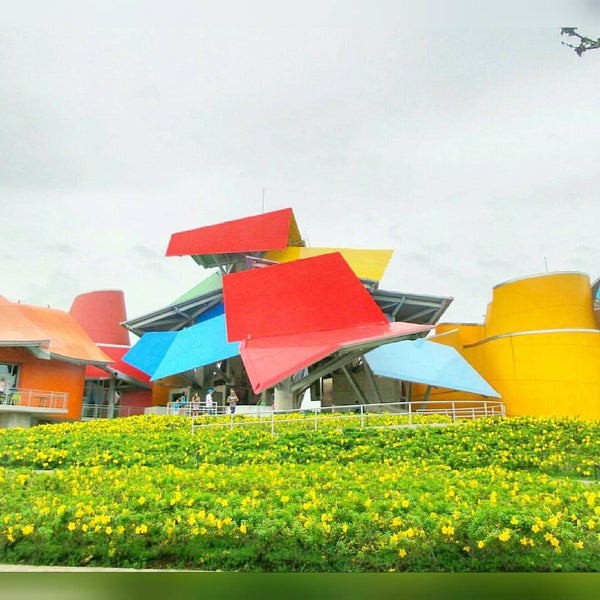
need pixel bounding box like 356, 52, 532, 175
0, 414, 599, 571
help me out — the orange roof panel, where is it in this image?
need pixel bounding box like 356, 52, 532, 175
0, 300, 112, 365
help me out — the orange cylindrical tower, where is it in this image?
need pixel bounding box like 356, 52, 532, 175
69, 290, 130, 346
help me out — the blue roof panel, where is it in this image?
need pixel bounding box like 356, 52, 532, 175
151, 313, 240, 381
365, 338, 500, 398
122, 331, 178, 376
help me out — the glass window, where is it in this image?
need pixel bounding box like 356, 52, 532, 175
0, 363, 19, 393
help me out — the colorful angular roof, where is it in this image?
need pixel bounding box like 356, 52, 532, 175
123, 209, 456, 394
0, 296, 112, 365
223, 252, 433, 392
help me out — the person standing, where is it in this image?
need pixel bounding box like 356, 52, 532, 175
205, 388, 215, 415
178, 392, 187, 416
226, 389, 238, 415
191, 392, 201, 416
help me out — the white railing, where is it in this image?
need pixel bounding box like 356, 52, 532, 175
166, 402, 226, 417
189, 399, 505, 434
81, 404, 148, 419
0, 387, 69, 411
414, 401, 505, 420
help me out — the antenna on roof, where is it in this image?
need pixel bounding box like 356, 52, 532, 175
544, 256, 549, 272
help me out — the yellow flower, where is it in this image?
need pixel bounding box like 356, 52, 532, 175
498, 529, 511, 543
239, 523, 247, 534
105, 526, 112, 535
441, 525, 455, 536
391, 517, 403, 528
398, 548, 407, 558
401, 499, 410, 508
477, 540, 485, 549
21, 525, 34, 536
575, 541, 584, 550
510, 516, 519, 526
67, 522, 77, 532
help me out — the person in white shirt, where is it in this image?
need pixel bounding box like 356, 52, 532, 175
205, 388, 216, 415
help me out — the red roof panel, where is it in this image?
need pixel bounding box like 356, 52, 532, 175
240, 321, 434, 393
223, 252, 387, 341
166, 207, 301, 256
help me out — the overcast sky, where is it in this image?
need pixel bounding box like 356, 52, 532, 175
2, 1, 600, 330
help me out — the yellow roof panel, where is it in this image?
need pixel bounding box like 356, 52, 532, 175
264, 247, 393, 281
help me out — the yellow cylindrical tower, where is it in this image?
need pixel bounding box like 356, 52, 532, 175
458, 272, 600, 419
485, 272, 596, 339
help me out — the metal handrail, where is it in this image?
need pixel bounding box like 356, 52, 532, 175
189, 399, 506, 434
81, 404, 148, 419
0, 387, 69, 411
166, 402, 225, 417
